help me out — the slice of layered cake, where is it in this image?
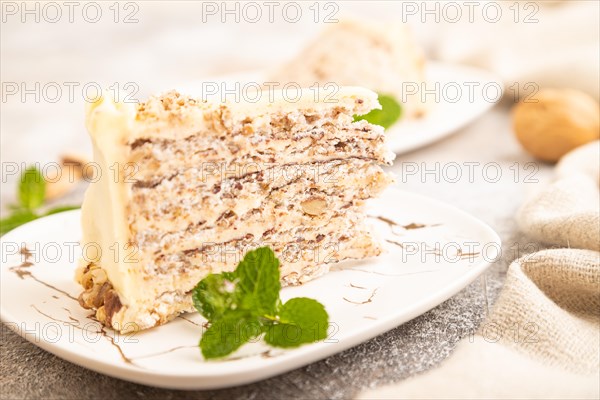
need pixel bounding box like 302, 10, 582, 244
77, 87, 394, 332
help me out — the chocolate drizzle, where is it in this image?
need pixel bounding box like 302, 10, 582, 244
343, 288, 378, 305
10, 246, 77, 301
369, 215, 441, 231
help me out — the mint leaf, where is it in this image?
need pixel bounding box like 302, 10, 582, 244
192, 246, 329, 359
45, 205, 80, 215
354, 93, 403, 129
200, 312, 262, 359
192, 272, 239, 321
1, 165, 81, 237
236, 247, 280, 316
264, 298, 328, 348
0, 210, 38, 236
19, 166, 46, 211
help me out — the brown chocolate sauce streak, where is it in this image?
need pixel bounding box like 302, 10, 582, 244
343, 288, 378, 305
457, 250, 481, 258
31, 304, 79, 326
348, 283, 367, 290
17, 246, 139, 368
37, 305, 138, 367
10, 246, 77, 301
28, 274, 77, 301
61, 307, 80, 323
178, 315, 207, 328
368, 215, 441, 230
385, 239, 405, 248
99, 325, 136, 366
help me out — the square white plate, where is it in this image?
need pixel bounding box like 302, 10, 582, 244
0, 188, 500, 389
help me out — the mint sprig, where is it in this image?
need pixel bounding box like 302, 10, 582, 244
354, 93, 403, 129
18, 166, 46, 210
0, 165, 80, 236
192, 247, 329, 359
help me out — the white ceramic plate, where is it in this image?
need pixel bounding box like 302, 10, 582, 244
0, 189, 500, 389
172, 62, 502, 155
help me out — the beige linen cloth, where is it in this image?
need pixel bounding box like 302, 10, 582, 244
358, 142, 600, 399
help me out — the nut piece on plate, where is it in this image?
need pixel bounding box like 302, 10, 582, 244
44, 152, 91, 200
512, 89, 600, 163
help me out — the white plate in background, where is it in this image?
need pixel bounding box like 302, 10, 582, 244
386, 62, 503, 153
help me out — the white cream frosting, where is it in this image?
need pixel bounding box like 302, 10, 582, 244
80, 93, 138, 306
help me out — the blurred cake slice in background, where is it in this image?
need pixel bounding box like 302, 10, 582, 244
77, 87, 394, 332
270, 19, 427, 121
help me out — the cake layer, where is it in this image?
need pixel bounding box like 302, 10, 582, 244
79, 218, 380, 331
128, 116, 392, 182
136, 200, 369, 257
146, 211, 377, 279
133, 88, 380, 141
129, 158, 391, 234
138, 206, 372, 274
